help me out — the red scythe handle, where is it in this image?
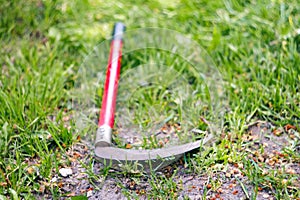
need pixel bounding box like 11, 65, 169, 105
96, 23, 125, 147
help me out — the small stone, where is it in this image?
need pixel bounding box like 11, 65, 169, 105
158, 140, 164, 147
62, 116, 70, 122
76, 173, 86, 179
51, 177, 57, 183
289, 134, 295, 139
286, 168, 296, 174
281, 179, 288, 185
258, 156, 264, 162
39, 185, 45, 193
262, 169, 268, 176
263, 193, 269, 198
59, 168, 73, 177
225, 172, 231, 178
267, 159, 275, 166
87, 190, 93, 197
27, 166, 35, 174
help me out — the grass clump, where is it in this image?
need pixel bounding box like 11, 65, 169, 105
0, 0, 299, 199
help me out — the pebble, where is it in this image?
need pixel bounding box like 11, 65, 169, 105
59, 168, 73, 177
87, 190, 93, 197
238, 163, 243, 169
263, 193, 269, 198
51, 177, 57, 183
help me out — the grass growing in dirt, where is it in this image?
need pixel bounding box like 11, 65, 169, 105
0, 0, 299, 199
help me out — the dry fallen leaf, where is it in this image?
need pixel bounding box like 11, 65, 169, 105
258, 156, 264, 162
286, 168, 296, 174
289, 134, 296, 139
39, 185, 45, 193
267, 159, 275, 166
272, 128, 283, 136
139, 189, 146, 195
281, 179, 288, 185
284, 124, 297, 132
68, 157, 76, 162
238, 163, 243, 169
27, 166, 35, 174
232, 190, 238, 195
73, 152, 82, 159
66, 192, 76, 197
58, 182, 63, 188
158, 140, 164, 147
76, 135, 81, 141
0, 182, 7, 187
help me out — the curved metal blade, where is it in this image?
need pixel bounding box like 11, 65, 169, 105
95, 135, 212, 171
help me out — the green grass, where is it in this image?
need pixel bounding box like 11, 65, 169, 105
0, 0, 299, 199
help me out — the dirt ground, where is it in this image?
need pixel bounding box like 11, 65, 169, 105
36, 121, 299, 199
